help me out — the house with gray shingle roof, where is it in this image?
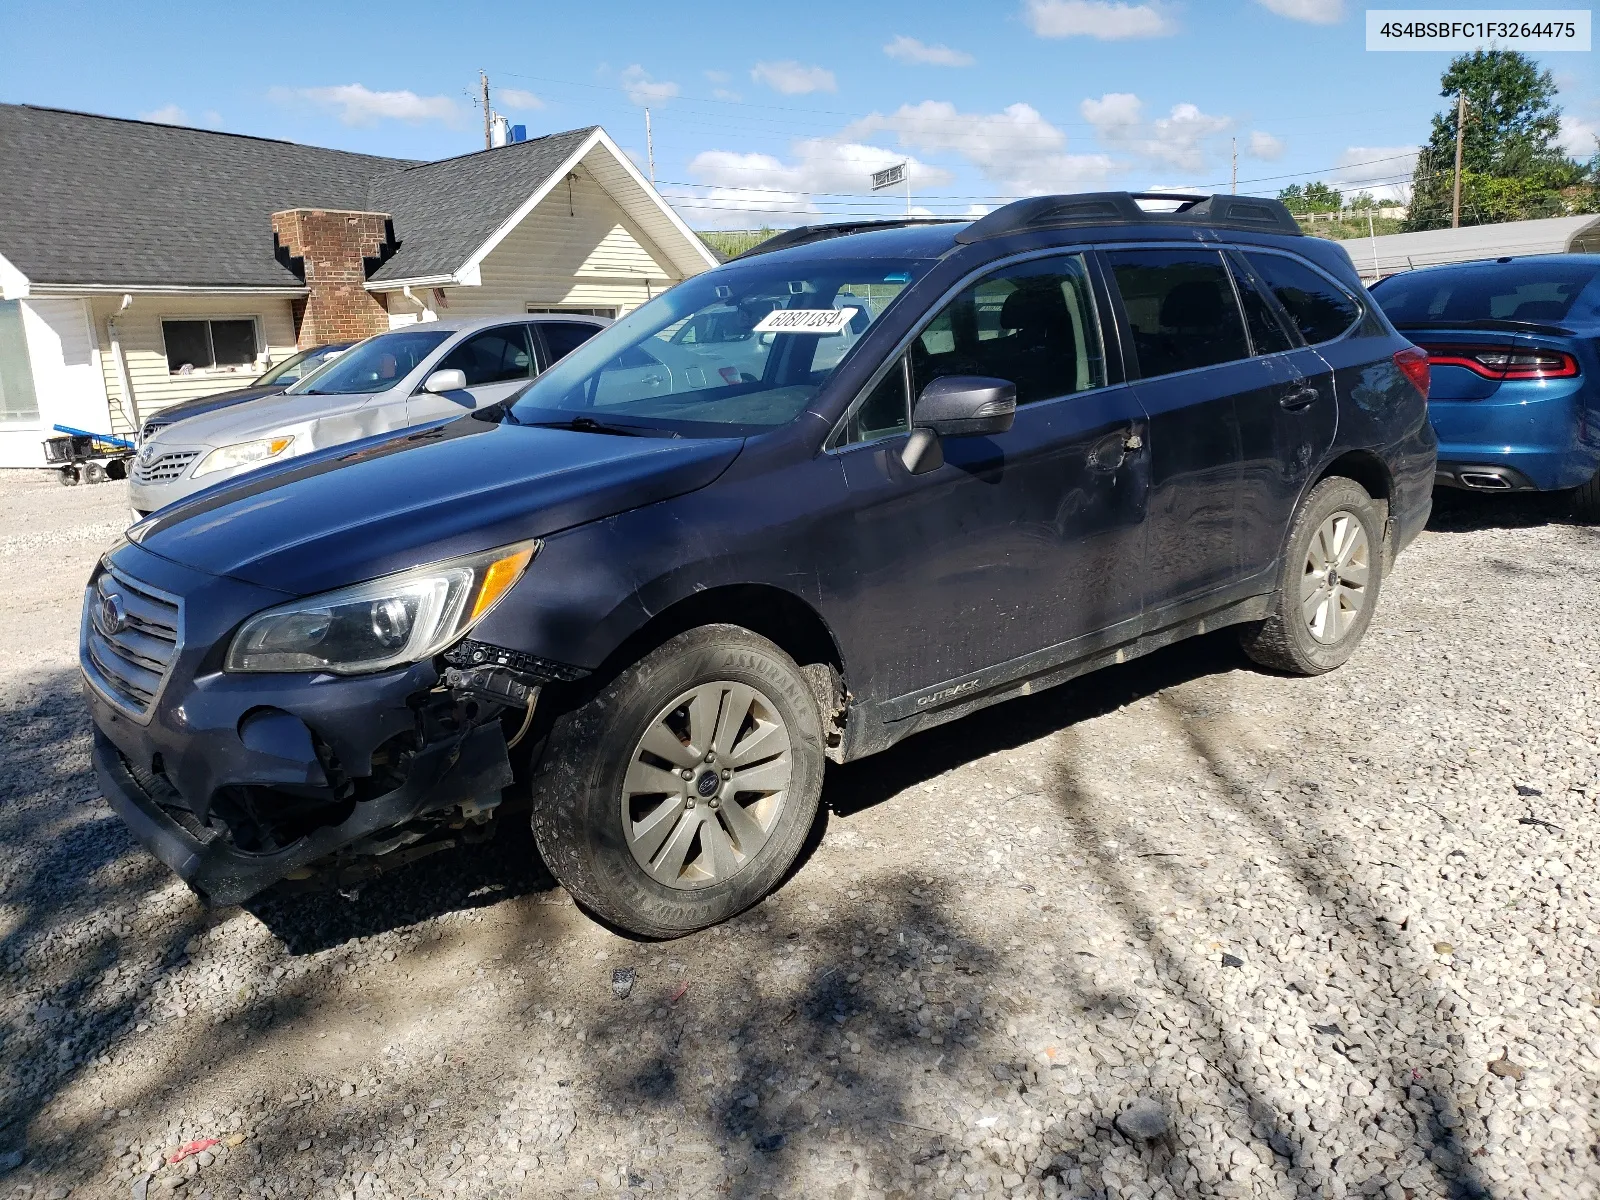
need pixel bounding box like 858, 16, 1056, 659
0, 104, 716, 467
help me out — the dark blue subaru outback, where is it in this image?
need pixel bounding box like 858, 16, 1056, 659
85, 192, 1436, 937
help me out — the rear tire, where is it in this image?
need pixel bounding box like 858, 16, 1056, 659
530, 624, 824, 938
1239, 476, 1384, 676
1569, 469, 1600, 522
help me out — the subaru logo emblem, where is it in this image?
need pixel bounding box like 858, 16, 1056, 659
98, 591, 127, 636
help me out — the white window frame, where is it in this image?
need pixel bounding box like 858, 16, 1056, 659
159, 315, 265, 377
527, 305, 618, 319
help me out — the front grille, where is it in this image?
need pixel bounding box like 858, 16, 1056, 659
81, 566, 182, 721
132, 450, 198, 484
139, 419, 168, 441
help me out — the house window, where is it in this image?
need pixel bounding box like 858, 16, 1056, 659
0, 300, 40, 426
161, 318, 260, 375
527, 306, 618, 319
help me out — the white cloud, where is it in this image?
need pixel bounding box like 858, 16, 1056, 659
751, 61, 837, 95
1248, 130, 1285, 160
1023, 0, 1174, 39
1327, 145, 1420, 204
620, 65, 679, 106
712, 88, 744, 102
684, 139, 952, 227
1254, 0, 1344, 23
704, 70, 731, 84
1081, 93, 1232, 173
498, 87, 544, 111
273, 84, 459, 126
848, 101, 1117, 194
140, 104, 188, 125
884, 35, 975, 66
1559, 114, 1599, 158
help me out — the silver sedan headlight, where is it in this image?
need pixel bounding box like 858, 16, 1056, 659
192, 435, 295, 479
225, 541, 539, 674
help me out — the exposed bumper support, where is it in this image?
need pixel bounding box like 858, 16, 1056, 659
94, 722, 513, 906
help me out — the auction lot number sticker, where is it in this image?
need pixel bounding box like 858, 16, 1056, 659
753, 307, 860, 335
1367, 9, 1592, 50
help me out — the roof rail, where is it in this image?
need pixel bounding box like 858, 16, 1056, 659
955, 191, 1302, 243
734, 217, 963, 259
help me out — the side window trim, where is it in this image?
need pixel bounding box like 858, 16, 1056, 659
825, 245, 1115, 453
526, 322, 551, 374
1240, 247, 1366, 345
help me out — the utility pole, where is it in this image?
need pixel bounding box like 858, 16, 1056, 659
1451, 91, 1466, 229
644, 107, 655, 186
1231, 137, 1237, 194
481, 71, 492, 151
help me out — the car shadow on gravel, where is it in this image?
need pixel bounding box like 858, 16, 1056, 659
1425, 487, 1583, 534
825, 630, 1249, 820
243, 822, 560, 955
1026, 690, 1497, 1199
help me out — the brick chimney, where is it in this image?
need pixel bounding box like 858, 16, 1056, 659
271, 209, 393, 348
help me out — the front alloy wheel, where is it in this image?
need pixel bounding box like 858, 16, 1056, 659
531, 625, 824, 937
621, 682, 792, 889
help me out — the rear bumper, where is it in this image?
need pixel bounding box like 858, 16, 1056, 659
1429, 385, 1598, 492
94, 721, 512, 905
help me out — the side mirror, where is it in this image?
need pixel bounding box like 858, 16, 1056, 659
901, 375, 1017, 474
423, 368, 467, 394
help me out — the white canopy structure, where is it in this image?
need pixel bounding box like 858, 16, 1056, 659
1346, 214, 1600, 282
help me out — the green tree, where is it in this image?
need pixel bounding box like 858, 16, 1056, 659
1278, 181, 1344, 214
1404, 50, 1589, 230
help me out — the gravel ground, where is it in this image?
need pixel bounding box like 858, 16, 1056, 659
1, 467, 1597, 1200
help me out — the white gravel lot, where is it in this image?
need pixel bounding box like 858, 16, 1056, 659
0, 468, 1597, 1200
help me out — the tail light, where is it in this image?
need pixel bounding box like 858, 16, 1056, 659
1394, 345, 1430, 400
1423, 346, 1580, 381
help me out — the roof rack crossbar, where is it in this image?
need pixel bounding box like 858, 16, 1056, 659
954, 191, 1302, 243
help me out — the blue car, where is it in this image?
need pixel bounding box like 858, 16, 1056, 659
1369, 254, 1600, 516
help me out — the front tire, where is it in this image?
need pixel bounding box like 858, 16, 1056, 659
1239, 476, 1384, 676
530, 625, 825, 938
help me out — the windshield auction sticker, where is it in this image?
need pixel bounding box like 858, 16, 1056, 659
1367, 9, 1591, 50
753, 307, 860, 335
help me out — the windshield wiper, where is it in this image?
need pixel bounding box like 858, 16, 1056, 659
525, 416, 646, 437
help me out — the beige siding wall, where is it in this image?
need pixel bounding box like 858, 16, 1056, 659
87, 295, 299, 435
406, 171, 683, 320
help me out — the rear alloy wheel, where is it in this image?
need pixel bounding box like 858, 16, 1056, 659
531, 625, 824, 937
1239, 476, 1384, 675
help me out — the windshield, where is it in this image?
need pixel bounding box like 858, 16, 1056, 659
290, 329, 452, 396
507, 255, 934, 435
254, 345, 344, 388
1372, 260, 1600, 326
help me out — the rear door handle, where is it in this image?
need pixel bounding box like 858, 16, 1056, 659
1280, 385, 1319, 411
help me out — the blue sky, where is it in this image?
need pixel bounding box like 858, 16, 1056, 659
3, 0, 1595, 228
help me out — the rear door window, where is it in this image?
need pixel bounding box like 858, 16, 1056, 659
1105, 248, 1251, 378
1226, 253, 1298, 355
536, 320, 601, 366
1244, 252, 1360, 345
439, 325, 536, 386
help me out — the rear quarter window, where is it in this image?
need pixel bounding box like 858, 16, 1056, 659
1245, 252, 1361, 345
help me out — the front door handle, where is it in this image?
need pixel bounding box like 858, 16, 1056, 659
1280, 385, 1319, 411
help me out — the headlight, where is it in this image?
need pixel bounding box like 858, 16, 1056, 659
192, 436, 295, 479
225, 541, 539, 674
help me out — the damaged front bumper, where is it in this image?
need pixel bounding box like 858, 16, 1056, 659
81, 540, 533, 906
93, 721, 512, 906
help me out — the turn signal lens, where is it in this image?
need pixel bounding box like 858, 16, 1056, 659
468, 546, 537, 625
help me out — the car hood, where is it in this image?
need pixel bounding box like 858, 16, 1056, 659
147, 384, 285, 431
147, 385, 394, 450
130, 417, 744, 594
